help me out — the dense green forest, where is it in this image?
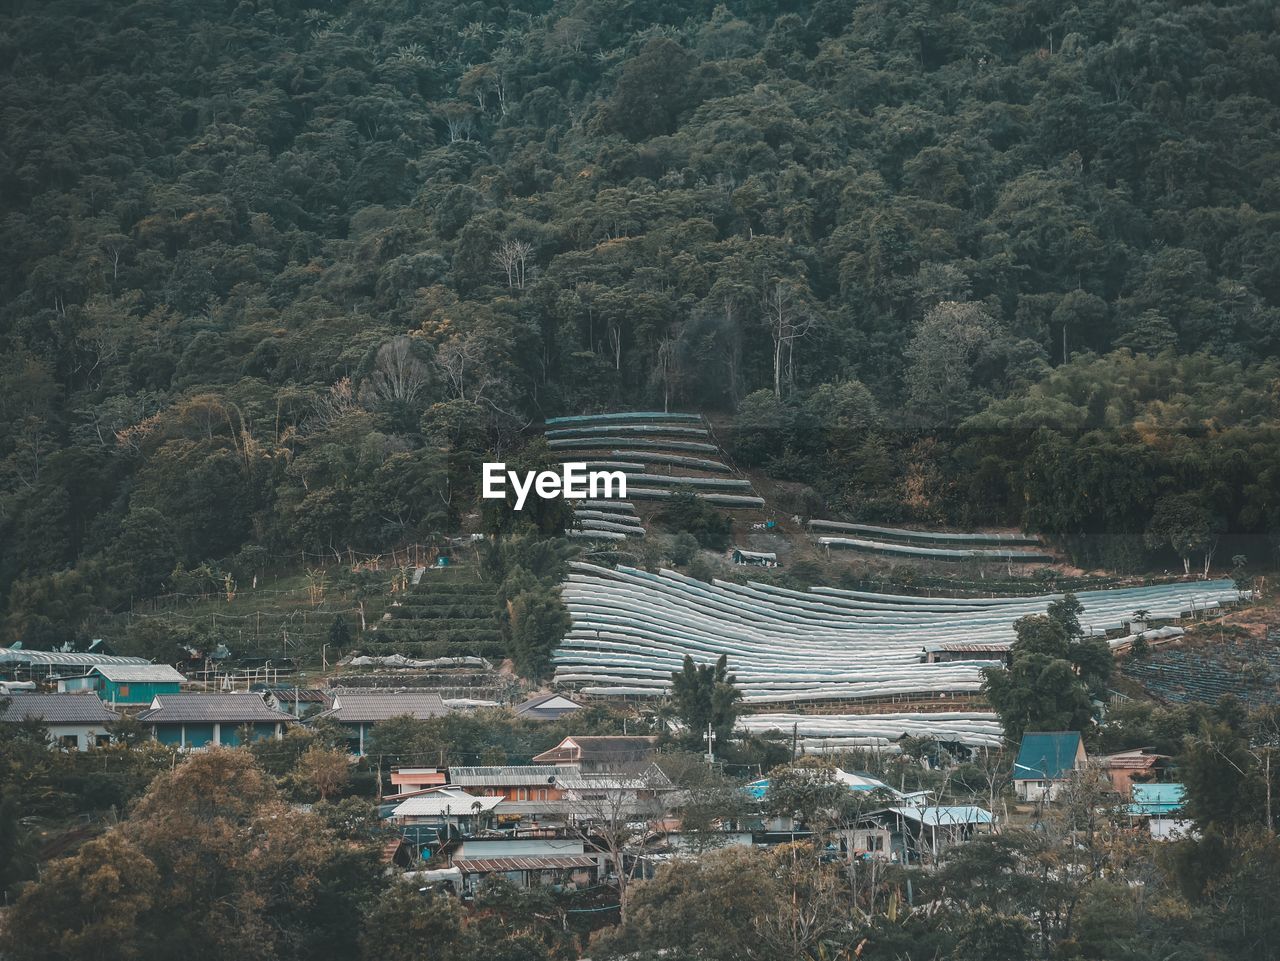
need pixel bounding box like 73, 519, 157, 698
3, 0, 1280, 643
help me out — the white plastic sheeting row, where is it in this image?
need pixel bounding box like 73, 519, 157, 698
567, 529, 627, 542
553, 563, 1241, 744
546, 411, 704, 426
817, 536, 1055, 562
546, 424, 710, 438
549, 437, 720, 454
626, 488, 765, 507
736, 712, 1006, 750
809, 520, 1042, 546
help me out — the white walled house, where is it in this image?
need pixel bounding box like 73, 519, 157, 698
0, 692, 119, 750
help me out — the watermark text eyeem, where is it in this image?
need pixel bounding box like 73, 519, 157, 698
482, 462, 626, 511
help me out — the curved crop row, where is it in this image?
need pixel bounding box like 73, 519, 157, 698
552, 564, 1241, 745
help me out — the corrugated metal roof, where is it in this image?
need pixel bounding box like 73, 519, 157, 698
557, 767, 672, 791
265, 687, 330, 703
447, 765, 573, 786
137, 693, 293, 724
512, 693, 582, 716
0, 648, 149, 667
391, 794, 505, 817
1013, 732, 1083, 781
325, 690, 449, 722
0, 693, 119, 725
93, 664, 185, 683
1127, 783, 1185, 816
453, 855, 599, 873
532, 735, 656, 763
1102, 750, 1166, 770
889, 805, 993, 826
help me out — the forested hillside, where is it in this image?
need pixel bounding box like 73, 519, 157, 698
3, 0, 1280, 641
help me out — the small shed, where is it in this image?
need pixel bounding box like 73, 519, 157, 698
90, 663, 185, 705
731, 549, 777, 567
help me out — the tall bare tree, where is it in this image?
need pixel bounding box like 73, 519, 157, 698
761, 281, 813, 399
491, 238, 533, 289
561, 764, 671, 921
366, 335, 432, 406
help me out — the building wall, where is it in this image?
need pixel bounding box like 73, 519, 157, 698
341, 722, 367, 755
46, 724, 111, 751
1016, 779, 1066, 802
219, 722, 282, 746
474, 785, 564, 802
57, 676, 99, 694
455, 838, 585, 859
102, 680, 181, 705
151, 721, 282, 749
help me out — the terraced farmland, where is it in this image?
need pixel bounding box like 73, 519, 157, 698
365, 578, 503, 660
1122, 629, 1280, 708
547, 411, 765, 512
553, 563, 1242, 747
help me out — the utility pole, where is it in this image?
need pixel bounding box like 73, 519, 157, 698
705, 722, 715, 764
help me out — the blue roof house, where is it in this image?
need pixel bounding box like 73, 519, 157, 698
1012, 731, 1087, 802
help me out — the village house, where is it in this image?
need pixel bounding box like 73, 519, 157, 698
1098, 748, 1172, 797
532, 735, 657, 772
316, 689, 450, 755
0, 692, 119, 751
512, 692, 583, 722
448, 836, 601, 893
554, 765, 674, 817
855, 805, 995, 864
389, 766, 448, 795
1013, 731, 1088, 802
76, 663, 185, 706
445, 765, 573, 825
389, 785, 506, 834
136, 692, 293, 749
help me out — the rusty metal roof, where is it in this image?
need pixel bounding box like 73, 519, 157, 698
453, 855, 599, 873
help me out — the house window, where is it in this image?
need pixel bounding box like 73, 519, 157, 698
59, 735, 79, 750
118, 684, 130, 698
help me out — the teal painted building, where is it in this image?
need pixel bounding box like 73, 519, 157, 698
91, 664, 185, 705
137, 693, 293, 750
